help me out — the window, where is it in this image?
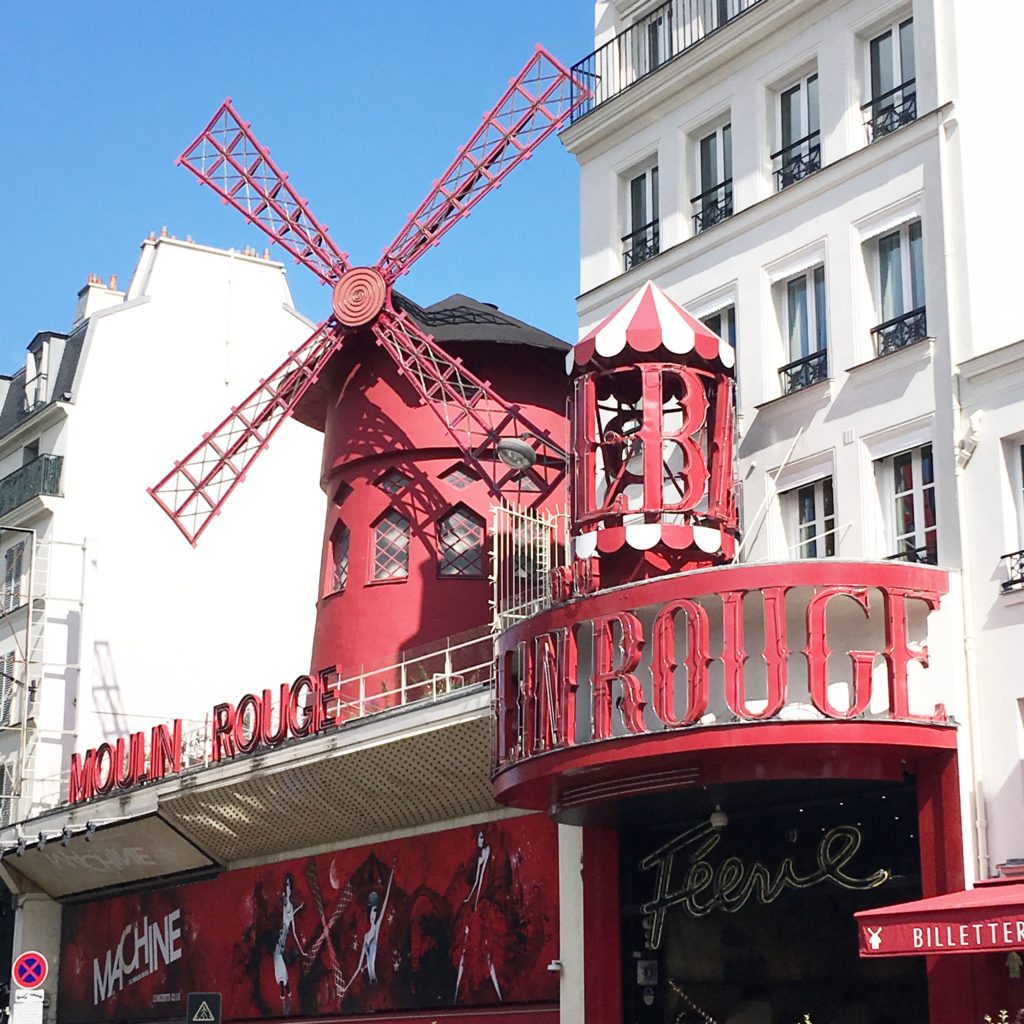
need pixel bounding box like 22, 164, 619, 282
373, 511, 410, 580
25, 341, 47, 411
872, 221, 927, 355
376, 469, 411, 495
441, 464, 478, 490
865, 18, 916, 141
0, 652, 15, 727
692, 124, 733, 233
883, 444, 936, 563
623, 165, 659, 271
3, 543, 24, 612
22, 441, 39, 467
0, 759, 12, 827
701, 306, 736, 349
1001, 444, 1024, 591
329, 522, 350, 593
785, 478, 836, 557
438, 507, 485, 578
702, 306, 738, 404
779, 267, 828, 394
773, 74, 820, 190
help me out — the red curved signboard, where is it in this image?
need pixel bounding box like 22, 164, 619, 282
492, 561, 954, 810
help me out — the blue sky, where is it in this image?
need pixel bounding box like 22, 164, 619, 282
0, 3, 593, 370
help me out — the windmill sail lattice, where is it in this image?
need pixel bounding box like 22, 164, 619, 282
150, 46, 589, 545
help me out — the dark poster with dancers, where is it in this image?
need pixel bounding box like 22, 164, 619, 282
58, 814, 559, 1023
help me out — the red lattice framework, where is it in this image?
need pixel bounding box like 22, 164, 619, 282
149, 48, 589, 544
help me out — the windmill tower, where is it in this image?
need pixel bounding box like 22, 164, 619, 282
149, 51, 588, 688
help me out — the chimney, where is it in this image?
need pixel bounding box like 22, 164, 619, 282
72, 273, 125, 328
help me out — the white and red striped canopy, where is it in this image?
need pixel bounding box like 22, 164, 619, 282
569, 281, 735, 373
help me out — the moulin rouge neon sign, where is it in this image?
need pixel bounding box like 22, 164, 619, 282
67, 672, 350, 804
68, 563, 950, 805
494, 563, 950, 768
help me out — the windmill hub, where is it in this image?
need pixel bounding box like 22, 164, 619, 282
332, 267, 388, 327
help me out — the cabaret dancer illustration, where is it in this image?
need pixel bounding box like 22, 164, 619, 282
453, 830, 504, 1003
274, 874, 307, 1014
349, 859, 395, 990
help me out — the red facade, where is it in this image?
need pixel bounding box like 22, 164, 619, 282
58, 816, 559, 1024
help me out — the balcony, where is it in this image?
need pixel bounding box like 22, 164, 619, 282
779, 349, 827, 395
622, 219, 660, 271
570, 0, 767, 122
691, 179, 733, 234
772, 131, 822, 191
872, 306, 928, 357
0, 455, 63, 518
863, 80, 917, 142
1002, 550, 1024, 592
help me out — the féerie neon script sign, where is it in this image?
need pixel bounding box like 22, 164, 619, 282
639, 821, 890, 949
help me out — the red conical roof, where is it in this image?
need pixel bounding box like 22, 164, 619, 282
569, 280, 735, 373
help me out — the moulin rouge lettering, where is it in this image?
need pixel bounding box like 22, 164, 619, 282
68, 723, 183, 804
68, 671, 347, 804
92, 908, 182, 1005
640, 822, 889, 949
495, 579, 948, 766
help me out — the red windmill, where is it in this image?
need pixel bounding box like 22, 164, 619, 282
149, 48, 588, 545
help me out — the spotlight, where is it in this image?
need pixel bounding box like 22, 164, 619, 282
84, 821, 96, 841
496, 437, 536, 471
61, 827, 72, 847
15, 837, 26, 857
710, 804, 728, 830
37, 832, 47, 850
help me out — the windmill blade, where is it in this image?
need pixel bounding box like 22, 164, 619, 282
372, 309, 567, 503
179, 100, 350, 285
149, 321, 344, 545
375, 46, 590, 282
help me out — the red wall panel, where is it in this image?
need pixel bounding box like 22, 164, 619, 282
58, 815, 559, 1024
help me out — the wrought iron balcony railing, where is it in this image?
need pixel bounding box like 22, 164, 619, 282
570, 0, 767, 122
691, 179, 733, 233
622, 219, 660, 271
862, 80, 917, 142
771, 131, 822, 190
1002, 549, 1024, 592
872, 306, 928, 356
0, 455, 63, 518
779, 349, 828, 394
885, 541, 938, 566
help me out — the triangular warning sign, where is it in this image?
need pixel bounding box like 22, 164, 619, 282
192, 1001, 216, 1022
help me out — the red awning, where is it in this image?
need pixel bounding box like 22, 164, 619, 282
855, 880, 1024, 957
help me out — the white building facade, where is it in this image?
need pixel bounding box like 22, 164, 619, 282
0, 234, 324, 824
564, 0, 1024, 887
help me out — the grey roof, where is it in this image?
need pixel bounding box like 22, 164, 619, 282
394, 292, 570, 352
0, 328, 80, 440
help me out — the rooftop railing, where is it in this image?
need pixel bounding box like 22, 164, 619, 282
0, 455, 63, 518
570, 0, 767, 122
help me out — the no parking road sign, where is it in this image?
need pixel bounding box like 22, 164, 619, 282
12, 951, 47, 990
